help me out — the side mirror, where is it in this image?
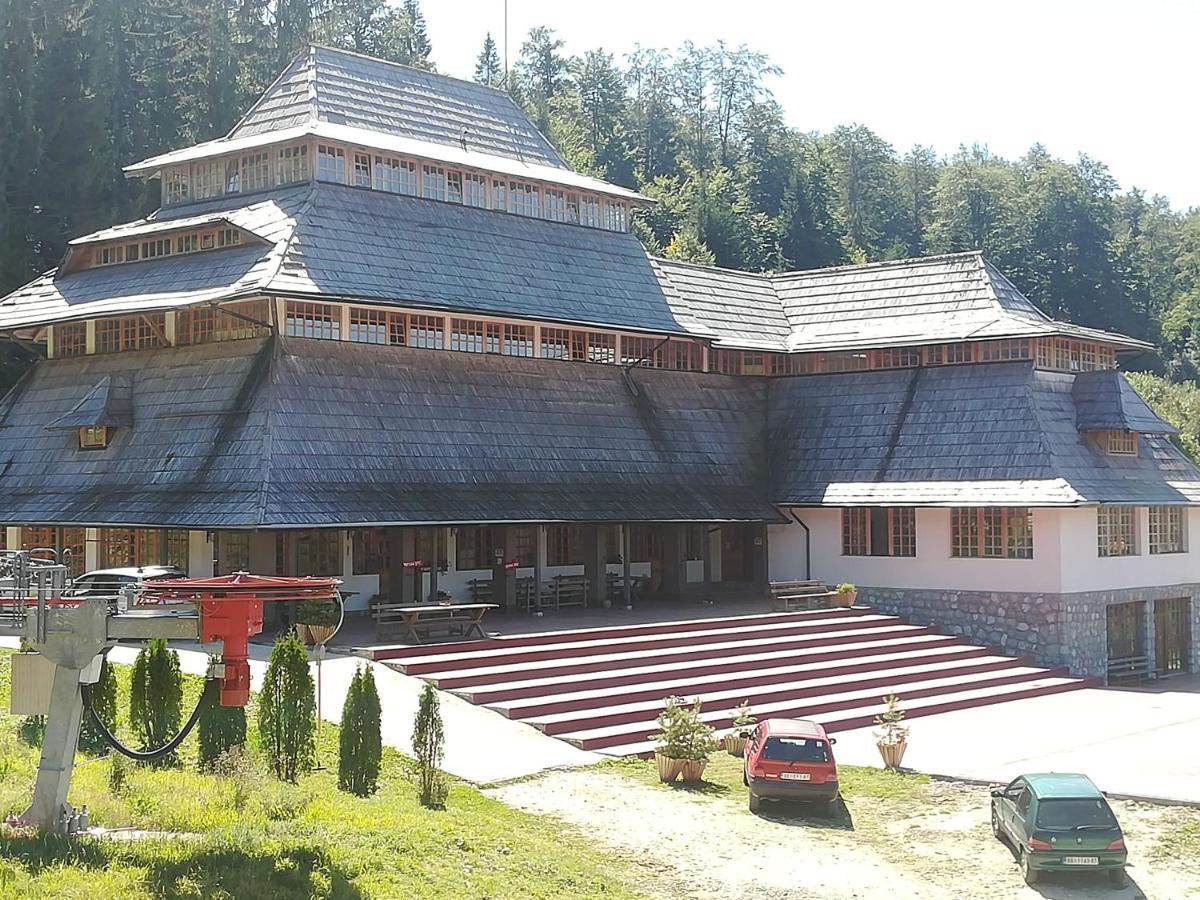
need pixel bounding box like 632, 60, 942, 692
828, 737, 837, 745
990, 789, 1004, 798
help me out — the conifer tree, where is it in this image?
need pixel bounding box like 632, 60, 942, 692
258, 631, 316, 782
197, 659, 248, 770
412, 682, 447, 809
78, 656, 118, 755
129, 638, 183, 766
401, 0, 432, 68
474, 32, 502, 87
338, 663, 382, 796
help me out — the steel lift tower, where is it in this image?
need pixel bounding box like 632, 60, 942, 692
0, 551, 338, 833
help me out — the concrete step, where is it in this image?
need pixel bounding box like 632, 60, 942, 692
421, 623, 938, 689
559, 666, 1076, 751
452, 633, 968, 703
494, 650, 1018, 723
390, 613, 906, 675
367, 607, 868, 660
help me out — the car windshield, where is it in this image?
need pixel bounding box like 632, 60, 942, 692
762, 736, 829, 763
1035, 798, 1118, 830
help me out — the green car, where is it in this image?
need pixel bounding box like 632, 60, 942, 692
990, 773, 1128, 887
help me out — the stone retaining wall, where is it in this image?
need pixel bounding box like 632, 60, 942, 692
860, 584, 1200, 678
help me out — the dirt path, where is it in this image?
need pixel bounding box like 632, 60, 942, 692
488, 768, 1200, 900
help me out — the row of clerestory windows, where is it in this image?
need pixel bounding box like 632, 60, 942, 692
158, 140, 633, 232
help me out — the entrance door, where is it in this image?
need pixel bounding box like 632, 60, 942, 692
1155, 598, 1192, 676
720, 526, 749, 582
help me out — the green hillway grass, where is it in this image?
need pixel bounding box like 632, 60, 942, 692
0, 649, 648, 900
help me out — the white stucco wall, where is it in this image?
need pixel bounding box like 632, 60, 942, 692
1058, 507, 1200, 594
770, 506, 1200, 596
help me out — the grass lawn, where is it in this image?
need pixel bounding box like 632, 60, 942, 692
0, 648, 649, 899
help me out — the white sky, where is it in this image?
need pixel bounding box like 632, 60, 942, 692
421, 0, 1200, 211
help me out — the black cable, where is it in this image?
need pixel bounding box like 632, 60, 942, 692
82, 675, 217, 762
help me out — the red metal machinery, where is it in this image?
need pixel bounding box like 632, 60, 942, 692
141, 573, 339, 706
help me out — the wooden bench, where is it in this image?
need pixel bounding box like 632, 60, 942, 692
1107, 655, 1153, 685
607, 573, 647, 606
371, 600, 497, 644
769, 579, 838, 612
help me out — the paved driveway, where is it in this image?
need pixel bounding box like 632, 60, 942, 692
830, 684, 1200, 803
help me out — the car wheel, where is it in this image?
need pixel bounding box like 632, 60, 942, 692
823, 797, 839, 817
742, 768, 749, 787
748, 792, 761, 814
1109, 869, 1125, 888
1021, 850, 1039, 886
990, 805, 1002, 839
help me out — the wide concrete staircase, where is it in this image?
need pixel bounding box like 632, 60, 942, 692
372, 607, 1092, 757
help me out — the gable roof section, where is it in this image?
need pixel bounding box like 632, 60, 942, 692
0, 336, 780, 528
770, 252, 1148, 353
45, 374, 133, 430
1072, 369, 1178, 434
233, 46, 567, 169
652, 258, 790, 351
768, 362, 1200, 506
0, 188, 307, 331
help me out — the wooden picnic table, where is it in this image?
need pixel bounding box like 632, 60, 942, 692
374, 601, 498, 644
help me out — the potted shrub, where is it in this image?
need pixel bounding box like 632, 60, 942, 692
295, 597, 341, 645
723, 701, 756, 756
834, 583, 857, 608
650, 696, 714, 783
874, 693, 908, 770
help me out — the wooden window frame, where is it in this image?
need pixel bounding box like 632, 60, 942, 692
952, 507, 1033, 559
1148, 506, 1186, 555
276, 145, 310, 185
353, 153, 372, 188
285, 301, 341, 340
455, 525, 495, 571
502, 323, 534, 357
1097, 506, 1137, 557
841, 508, 916, 557
407, 315, 444, 350
55, 322, 87, 357
78, 425, 109, 450
316, 145, 346, 184
450, 318, 486, 353
1105, 431, 1138, 457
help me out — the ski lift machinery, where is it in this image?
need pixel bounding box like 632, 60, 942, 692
0, 550, 339, 833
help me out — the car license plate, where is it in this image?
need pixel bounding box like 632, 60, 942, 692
779, 772, 811, 781
1062, 856, 1099, 866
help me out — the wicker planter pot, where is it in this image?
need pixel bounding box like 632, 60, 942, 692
834, 590, 857, 608
296, 623, 339, 645
678, 758, 708, 783
655, 753, 682, 783
877, 739, 907, 770
723, 733, 748, 757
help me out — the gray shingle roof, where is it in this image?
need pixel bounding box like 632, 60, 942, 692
0, 336, 780, 527
0, 189, 1152, 360
1072, 370, 1178, 434
771, 253, 1146, 352
231, 46, 567, 169
45, 375, 133, 430
767, 362, 1200, 506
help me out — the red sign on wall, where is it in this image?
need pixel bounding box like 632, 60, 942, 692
402, 559, 425, 569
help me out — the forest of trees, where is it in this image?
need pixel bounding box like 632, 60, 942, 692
1, 1, 1199, 406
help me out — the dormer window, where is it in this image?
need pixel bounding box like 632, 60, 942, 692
1105, 431, 1138, 456
277, 145, 309, 184
353, 153, 372, 187
164, 167, 190, 204
79, 425, 109, 450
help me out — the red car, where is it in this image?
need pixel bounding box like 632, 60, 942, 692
743, 718, 840, 814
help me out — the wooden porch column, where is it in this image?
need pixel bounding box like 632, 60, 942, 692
582, 524, 606, 609
399, 528, 418, 605
426, 527, 440, 602
701, 525, 714, 600
490, 524, 516, 612
751, 523, 769, 595
621, 524, 632, 609
532, 524, 545, 615
661, 524, 686, 600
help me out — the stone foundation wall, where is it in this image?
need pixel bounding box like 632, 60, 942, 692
860, 584, 1200, 678
861, 587, 1066, 667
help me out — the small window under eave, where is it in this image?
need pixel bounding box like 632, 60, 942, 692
78, 425, 110, 450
